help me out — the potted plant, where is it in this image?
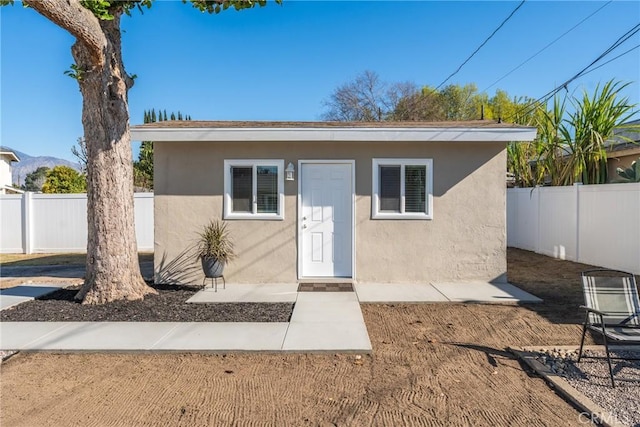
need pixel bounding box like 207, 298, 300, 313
196, 219, 236, 279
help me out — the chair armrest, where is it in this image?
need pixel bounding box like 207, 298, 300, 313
579, 306, 610, 317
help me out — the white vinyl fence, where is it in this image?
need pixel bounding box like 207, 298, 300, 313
507, 183, 640, 274
0, 192, 153, 253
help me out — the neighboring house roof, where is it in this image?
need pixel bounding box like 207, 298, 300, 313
131, 120, 537, 143
0, 151, 20, 162
606, 118, 640, 154
1, 185, 24, 194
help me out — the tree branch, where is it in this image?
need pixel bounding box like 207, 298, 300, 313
24, 0, 106, 67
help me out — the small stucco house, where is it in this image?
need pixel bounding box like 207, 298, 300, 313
131, 120, 536, 286
0, 150, 22, 194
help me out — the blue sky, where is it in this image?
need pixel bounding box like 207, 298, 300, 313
1, 0, 639, 162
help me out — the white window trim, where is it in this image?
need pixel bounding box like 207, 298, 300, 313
224, 159, 285, 220
372, 158, 433, 220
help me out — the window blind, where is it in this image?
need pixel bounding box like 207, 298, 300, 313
380, 165, 400, 212
256, 166, 278, 213
231, 167, 252, 212
405, 165, 426, 213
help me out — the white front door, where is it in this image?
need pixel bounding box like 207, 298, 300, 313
300, 162, 353, 278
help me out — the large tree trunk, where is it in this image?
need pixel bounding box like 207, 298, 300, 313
73, 13, 156, 304
25, 0, 156, 304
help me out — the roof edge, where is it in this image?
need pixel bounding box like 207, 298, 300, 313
0, 151, 20, 162
130, 126, 537, 143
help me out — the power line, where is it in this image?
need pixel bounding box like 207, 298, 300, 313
580, 44, 640, 78
536, 23, 640, 103
517, 23, 640, 118
435, 0, 526, 91
482, 1, 612, 93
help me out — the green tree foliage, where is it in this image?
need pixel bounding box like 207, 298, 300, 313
23, 166, 50, 192
42, 165, 87, 193
134, 141, 154, 190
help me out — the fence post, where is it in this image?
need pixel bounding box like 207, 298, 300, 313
22, 191, 33, 254
535, 185, 541, 255
574, 182, 582, 263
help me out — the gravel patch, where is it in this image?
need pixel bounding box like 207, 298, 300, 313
534, 348, 640, 427
0, 284, 294, 323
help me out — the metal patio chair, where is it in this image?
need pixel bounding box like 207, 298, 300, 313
578, 269, 640, 387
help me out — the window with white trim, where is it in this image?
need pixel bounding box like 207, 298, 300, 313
224, 160, 284, 220
372, 158, 433, 219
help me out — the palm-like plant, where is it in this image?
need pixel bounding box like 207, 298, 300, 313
507, 141, 536, 187
196, 219, 236, 264
535, 96, 572, 186
525, 80, 638, 187
565, 81, 638, 185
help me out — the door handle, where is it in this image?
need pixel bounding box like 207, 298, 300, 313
302, 224, 307, 229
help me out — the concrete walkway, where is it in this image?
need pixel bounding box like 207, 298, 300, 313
0, 283, 67, 310
0, 281, 540, 353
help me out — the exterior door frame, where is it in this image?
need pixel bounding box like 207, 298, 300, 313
297, 159, 356, 280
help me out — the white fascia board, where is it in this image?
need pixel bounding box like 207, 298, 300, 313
0, 152, 20, 162
130, 127, 537, 143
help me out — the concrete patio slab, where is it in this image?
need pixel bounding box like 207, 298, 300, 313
354, 283, 450, 303
187, 283, 298, 303
0, 283, 66, 310
152, 322, 289, 351
431, 281, 542, 303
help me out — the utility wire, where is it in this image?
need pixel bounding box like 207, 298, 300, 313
580, 44, 640, 77
535, 23, 640, 104
482, 1, 612, 93
517, 23, 640, 118
435, 0, 526, 91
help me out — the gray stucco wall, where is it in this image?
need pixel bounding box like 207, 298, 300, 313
153, 140, 507, 285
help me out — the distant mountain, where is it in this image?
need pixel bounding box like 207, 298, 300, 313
1, 146, 80, 186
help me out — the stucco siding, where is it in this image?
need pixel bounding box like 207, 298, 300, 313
154, 141, 507, 284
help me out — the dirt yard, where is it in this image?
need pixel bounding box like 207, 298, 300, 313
0, 249, 621, 426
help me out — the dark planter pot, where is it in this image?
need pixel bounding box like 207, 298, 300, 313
201, 257, 225, 278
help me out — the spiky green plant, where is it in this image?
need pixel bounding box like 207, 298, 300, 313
196, 220, 236, 264
535, 95, 573, 186
616, 158, 640, 183
565, 80, 638, 185
507, 141, 537, 187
